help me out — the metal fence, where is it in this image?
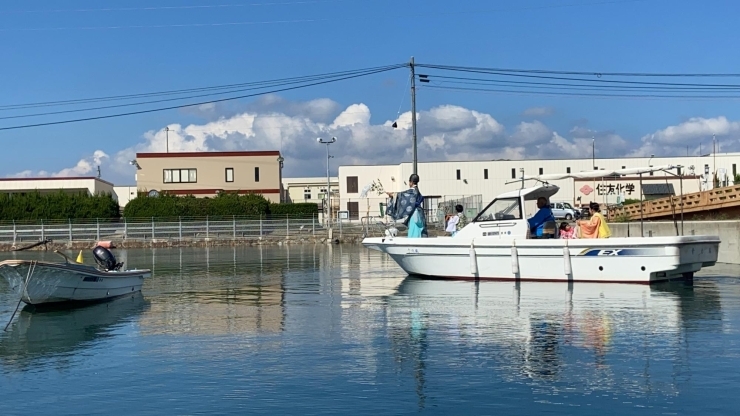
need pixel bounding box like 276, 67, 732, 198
0, 215, 368, 244
432, 195, 484, 227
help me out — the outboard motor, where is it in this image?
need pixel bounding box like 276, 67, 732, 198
92, 246, 123, 271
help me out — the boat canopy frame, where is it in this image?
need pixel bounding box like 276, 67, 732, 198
496, 164, 688, 237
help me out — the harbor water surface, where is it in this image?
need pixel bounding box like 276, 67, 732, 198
1, 246, 739, 415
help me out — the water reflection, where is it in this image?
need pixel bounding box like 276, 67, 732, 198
0, 246, 734, 414
0, 293, 149, 371
379, 277, 724, 402
138, 247, 296, 336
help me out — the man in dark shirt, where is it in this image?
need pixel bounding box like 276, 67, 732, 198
527, 197, 555, 238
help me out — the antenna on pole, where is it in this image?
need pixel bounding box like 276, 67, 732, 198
410, 56, 418, 175
97, 166, 101, 178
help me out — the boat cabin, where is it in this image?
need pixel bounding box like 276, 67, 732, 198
452, 185, 560, 240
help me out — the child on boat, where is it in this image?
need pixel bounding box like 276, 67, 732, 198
559, 222, 577, 239
445, 205, 467, 236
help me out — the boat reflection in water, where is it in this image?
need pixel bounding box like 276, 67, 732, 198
0, 293, 150, 371
379, 277, 723, 404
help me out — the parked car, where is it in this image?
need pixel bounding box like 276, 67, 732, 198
550, 202, 578, 220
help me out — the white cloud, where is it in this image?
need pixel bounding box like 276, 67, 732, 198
9, 151, 107, 178
631, 116, 740, 157
8, 98, 740, 185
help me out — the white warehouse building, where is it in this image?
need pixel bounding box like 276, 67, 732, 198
337, 153, 740, 223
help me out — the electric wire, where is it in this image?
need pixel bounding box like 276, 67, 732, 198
0, 65, 406, 120
0, 64, 406, 131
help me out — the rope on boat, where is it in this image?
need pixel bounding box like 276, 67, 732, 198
4, 260, 37, 332
12, 239, 52, 252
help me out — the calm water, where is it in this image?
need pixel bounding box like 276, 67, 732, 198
1, 245, 739, 415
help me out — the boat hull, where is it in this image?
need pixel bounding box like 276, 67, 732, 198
362, 235, 720, 283
0, 260, 151, 305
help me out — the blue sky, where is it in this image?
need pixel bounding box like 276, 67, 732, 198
2, 0, 740, 184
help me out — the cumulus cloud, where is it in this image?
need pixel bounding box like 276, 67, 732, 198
8, 97, 740, 185
631, 116, 740, 156
522, 106, 555, 117
9, 151, 107, 178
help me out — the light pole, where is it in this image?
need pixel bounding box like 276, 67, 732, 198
165, 126, 170, 153
317, 137, 337, 238
277, 156, 285, 202
713, 134, 717, 187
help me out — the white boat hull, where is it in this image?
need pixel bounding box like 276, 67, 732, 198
0, 260, 151, 305
362, 235, 719, 283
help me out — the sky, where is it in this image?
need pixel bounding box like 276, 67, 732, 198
2, 0, 740, 185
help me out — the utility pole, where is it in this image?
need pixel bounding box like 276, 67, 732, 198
591, 137, 595, 169
713, 134, 717, 188
410, 56, 418, 175
318, 137, 337, 239
165, 126, 170, 153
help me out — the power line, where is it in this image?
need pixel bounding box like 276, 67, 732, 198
0, 64, 406, 131
417, 63, 740, 78
423, 74, 740, 89
421, 85, 740, 100
0, 65, 405, 120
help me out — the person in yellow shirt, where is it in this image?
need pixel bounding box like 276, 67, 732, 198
577, 202, 611, 238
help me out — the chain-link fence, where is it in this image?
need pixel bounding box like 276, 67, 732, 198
0, 215, 370, 245
429, 195, 484, 228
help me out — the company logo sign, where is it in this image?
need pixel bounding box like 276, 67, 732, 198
580, 184, 594, 195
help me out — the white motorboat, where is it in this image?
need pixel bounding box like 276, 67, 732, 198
362, 166, 720, 283
0, 246, 151, 305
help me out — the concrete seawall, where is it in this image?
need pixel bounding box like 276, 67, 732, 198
609, 221, 739, 264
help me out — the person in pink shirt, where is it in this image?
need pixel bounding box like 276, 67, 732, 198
559, 222, 577, 239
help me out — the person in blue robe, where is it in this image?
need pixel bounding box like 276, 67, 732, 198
385, 174, 427, 238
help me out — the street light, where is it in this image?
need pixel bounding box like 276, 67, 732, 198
317, 136, 337, 237
277, 155, 284, 168
129, 160, 141, 170
164, 126, 170, 153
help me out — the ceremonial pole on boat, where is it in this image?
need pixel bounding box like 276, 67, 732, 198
410, 56, 418, 175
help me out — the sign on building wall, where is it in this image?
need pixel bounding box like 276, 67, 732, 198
595, 183, 636, 196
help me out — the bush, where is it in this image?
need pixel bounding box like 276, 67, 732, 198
268, 202, 318, 217
0, 191, 120, 221
122, 192, 270, 218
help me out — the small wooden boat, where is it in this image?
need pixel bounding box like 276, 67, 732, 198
0, 246, 151, 306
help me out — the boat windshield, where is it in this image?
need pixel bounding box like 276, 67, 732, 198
473, 197, 522, 222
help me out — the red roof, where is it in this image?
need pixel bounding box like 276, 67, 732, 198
136, 151, 281, 158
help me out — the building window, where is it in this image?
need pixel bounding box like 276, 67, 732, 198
733, 164, 737, 176
622, 166, 626, 169
225, 168, 234, 183
304, 189, 311, 200
594, 166, 598, 170
347, 176, 359, 193
566, 167, 571, 173
254, 167, 260, 182
163, 168, 197, 183
484, 169, 488, 180
677, 166, 682, 176
511, 168, 516, 179
539, 167, 543, 175
456, 169, 461, 180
